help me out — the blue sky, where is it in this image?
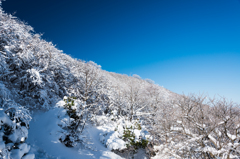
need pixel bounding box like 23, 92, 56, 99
3, 0, 240, 103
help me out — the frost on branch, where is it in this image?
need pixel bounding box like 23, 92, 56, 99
154, 94, 240, 159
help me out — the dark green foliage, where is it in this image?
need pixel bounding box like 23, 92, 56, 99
123, 127, 136, 147
122, 126, 149, 149
60, 96, 87, 147
63, 97, 79, 120
59, 134, 79, 147
135, 122, 142, 130
134, 139, 148, 148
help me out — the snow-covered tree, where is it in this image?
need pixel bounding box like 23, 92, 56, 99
124, 81, 146, 121
155, 94, 240, 159
70, 61, 109, 116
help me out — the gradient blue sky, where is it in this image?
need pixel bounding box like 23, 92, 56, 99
3, 0, 240, 103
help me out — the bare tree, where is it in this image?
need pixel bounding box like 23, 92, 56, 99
155, 94, 240, 159
124, 80, 148, 121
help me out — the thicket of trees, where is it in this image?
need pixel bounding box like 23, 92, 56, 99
154, 95, 240, 159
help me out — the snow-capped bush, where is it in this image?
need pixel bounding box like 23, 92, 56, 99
0, 100, 33, 159
0, 81, 33, 158
57, 97, 89, 147
99, 117, 151, 151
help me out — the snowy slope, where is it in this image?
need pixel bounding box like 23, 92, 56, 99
27, 108, 123, 159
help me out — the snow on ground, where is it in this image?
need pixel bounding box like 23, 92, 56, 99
26, 108, 123, 159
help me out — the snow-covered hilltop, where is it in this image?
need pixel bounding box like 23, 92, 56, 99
0, 1, 240, 159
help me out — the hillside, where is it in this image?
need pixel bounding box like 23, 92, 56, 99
0, 2, 175, 158
1, 1, 240, 159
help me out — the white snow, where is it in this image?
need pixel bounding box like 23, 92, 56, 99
98, 116, 151, 152
22, 154, 35, 159
27, 107, 123, 159
99, 126, 126, 150
11, 143, 31, 159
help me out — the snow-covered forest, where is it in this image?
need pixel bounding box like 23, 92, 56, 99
0, 1, 239, 159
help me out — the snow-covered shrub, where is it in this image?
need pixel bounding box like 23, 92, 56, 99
0, 100, 33, 159
0, 81, 33, 158
99, 117, 151, 151
123, 128, 148, 149
58, 96, 89, 147
122, 121, 150, 150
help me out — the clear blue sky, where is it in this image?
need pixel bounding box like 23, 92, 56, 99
3, 0, 240, 103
